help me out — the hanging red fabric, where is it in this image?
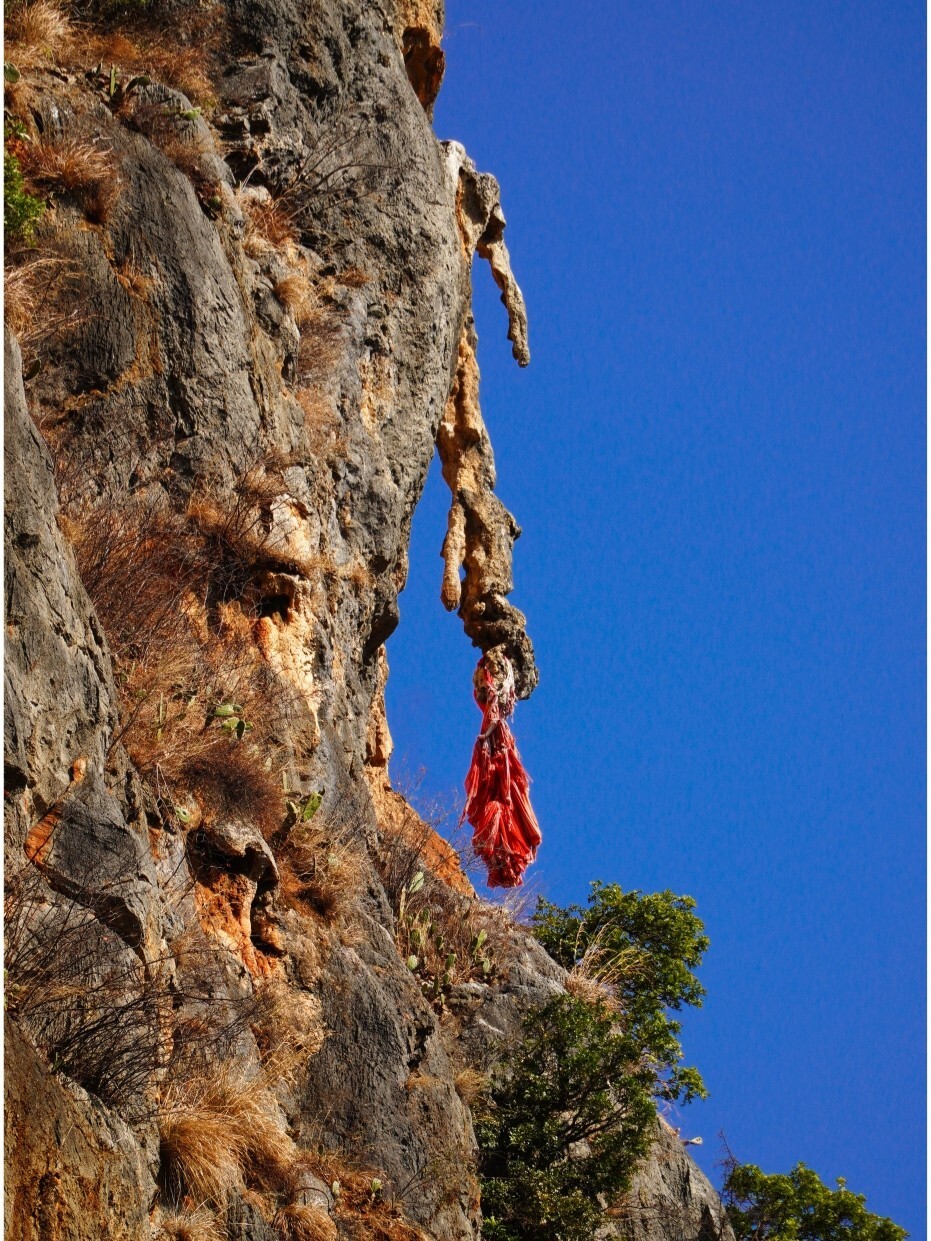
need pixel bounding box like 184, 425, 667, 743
463, 653, 541, 888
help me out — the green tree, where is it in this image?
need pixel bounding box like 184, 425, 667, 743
477, 993, 656, 1241
722, 1158, 908, 1241
531, 882, 709, 1101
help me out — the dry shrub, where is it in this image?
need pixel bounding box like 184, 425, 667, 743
250, 976, 326, 1082
4, 0, 73, 65
242, 195, 300, 257
167, 925, 264, 1071
17, 137, 121, 223
279, 808, 366, 924
5, 863, 169, 1112
157, 1207, 225, 1241
274, 1203, 338, 1241
65, 489, 299, 830
158, 1061, 296, 1208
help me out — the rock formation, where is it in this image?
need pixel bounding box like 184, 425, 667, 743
3, 1, 730, 1238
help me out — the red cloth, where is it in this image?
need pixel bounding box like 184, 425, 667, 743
464, 663, 541, 888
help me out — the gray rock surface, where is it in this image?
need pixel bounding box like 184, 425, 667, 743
3, 330, 116, 862
603, 1122, 735, 1241
4, 1023, 157, 1241
3, 2, 729, 1239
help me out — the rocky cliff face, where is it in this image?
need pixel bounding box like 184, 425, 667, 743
4, 2, 730, 1238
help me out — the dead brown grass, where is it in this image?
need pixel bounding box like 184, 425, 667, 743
3, 242, 88, 377
274, 272, 318, 325
4, 0, 73, 66
242, 194, 300, 257
64, 489, 301, 832
158, 1061, 296, 1208
250, 976, 326, 1083
274, 1203, 338, 1241
286, 1148, 428, 1241
562, 932, 643, 1015
375, 784, 551, 1002
279, 810, 366, 924
18, 137, 121, 224
5, 0, 221, 99
177, 740, 285, 840
453, 1067, 490, 1110
296, 306, 345, 387
336, 267, 370, 288
157, 1207, 225, 1241
81, 5, 224, 106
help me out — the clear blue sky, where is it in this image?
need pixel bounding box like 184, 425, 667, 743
384, 2, 926, 1235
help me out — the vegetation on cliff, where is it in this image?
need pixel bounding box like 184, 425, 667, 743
722, 1157, 908, 1241
474, 885, 709, 1241
531, 883, 709, 1103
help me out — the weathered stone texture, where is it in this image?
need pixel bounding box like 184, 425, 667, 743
4, 1, 727, 1238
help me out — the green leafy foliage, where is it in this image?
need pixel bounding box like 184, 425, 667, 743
4, 151, 44, 241
477, 994, 656, 1241
722, 1159, 908, 1241
531, 882, 709, 1101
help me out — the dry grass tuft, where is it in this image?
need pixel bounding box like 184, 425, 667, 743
251, 976, 326, 1083
6, 257, 48, 338
274, 272, 318, 325
336, 266, 370, 288
157, 1207, 225, 1241
158, 1062, 296, 1208
18, 137, 121, 224
5, 0, 73, 65
562, 930, 642, 1014
453, 1067, 490, 1110
242, 194, 300, 257
296, 306, 345, 387
177, 740, 285, 840
82, 5, 223, 106
564, 969, 613, 1008
3, 243, 85, 369
274, 1203, 338, 1241
281, 1145, 431, 1241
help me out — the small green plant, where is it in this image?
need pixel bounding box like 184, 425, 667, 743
4, 150, 44, 241
477, 994, 656, 1241
285, 790, 323, 823
396, 871, 495, 1005
212, 702, 252, 740
531, 882, 709, 1102
721, 1155, 908, 1241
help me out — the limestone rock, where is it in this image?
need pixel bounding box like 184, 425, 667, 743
3, 330, 116, 864
4, 1023, 156, 1241
3, 1, 729, 1238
